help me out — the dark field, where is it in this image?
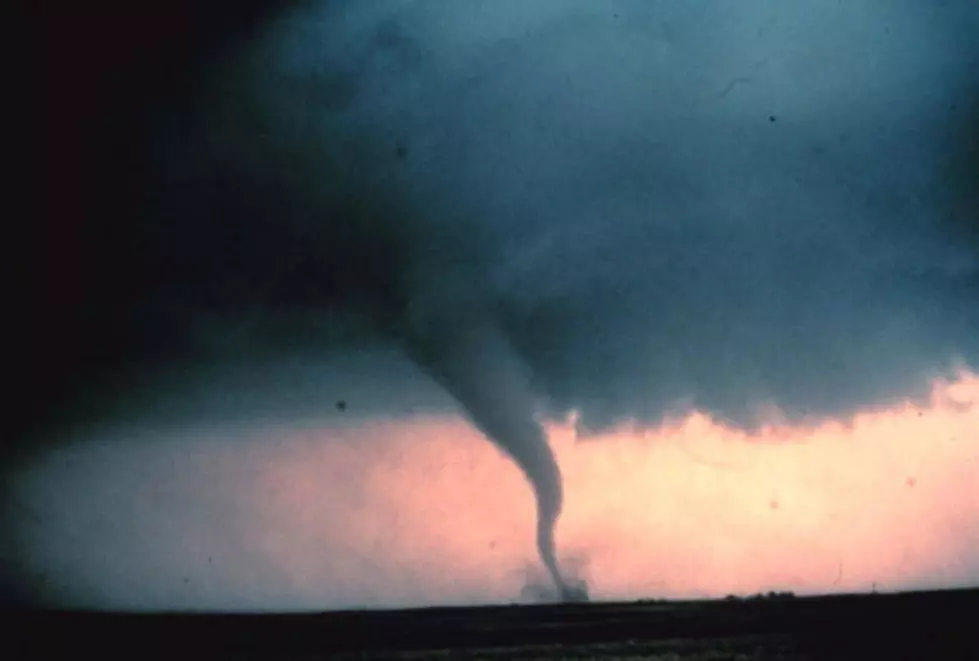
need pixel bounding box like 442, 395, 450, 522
9, 587, 978, 660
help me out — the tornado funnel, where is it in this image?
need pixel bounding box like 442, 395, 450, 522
403, 311, 584, 601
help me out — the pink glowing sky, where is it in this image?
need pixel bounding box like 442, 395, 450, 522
9, 365, 978, 612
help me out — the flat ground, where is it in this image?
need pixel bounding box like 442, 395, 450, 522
10, 587, 978, 660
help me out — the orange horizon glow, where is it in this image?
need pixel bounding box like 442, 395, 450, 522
12, 370, 979, 611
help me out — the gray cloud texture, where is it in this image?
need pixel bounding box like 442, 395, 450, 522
167, 0, 979, 433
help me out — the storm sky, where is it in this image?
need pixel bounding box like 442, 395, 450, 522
10, 0, 978, 610
146, 0, 979, 431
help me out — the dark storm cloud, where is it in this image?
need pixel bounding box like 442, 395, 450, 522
172, 0, 979, 433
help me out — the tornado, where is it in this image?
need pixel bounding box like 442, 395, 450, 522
402, 306, 586, 602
